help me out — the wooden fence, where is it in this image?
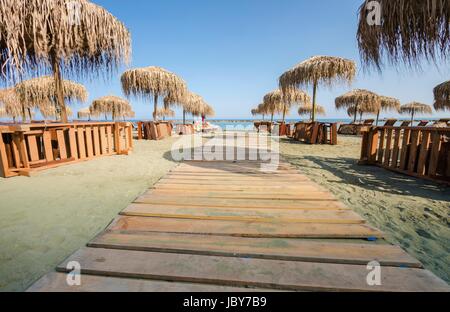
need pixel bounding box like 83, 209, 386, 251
293, 122, 338, 145
360, 126, 450, 184
0, 122, 133, 178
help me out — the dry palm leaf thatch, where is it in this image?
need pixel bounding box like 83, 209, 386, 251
434, 80, 450, 111
77, 107, 92, 120
0, 88, 24, 121
262, 94, 284, 122
375, 95, 401, 125
298, 104, 326, 119
40, 103, 73, 120
166, 91, 204, 124
357, 0, 450, 69
400, 102, 433, 123
279, 56, 356, 122
0, 0, 131, 122
15, 76, 88, 110
121, 66, 187, 121
91, 95, 131, 121
263, 88, 310, 123
156, 108, 175, 119
335, 89, 381, 123
0, 105, 6, 118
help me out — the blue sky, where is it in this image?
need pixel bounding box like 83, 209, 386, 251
85, 0, 449, 120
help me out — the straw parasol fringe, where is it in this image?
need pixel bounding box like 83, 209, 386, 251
263, 88, 310, 123
121, 66, 187, 121
0, 0, 131, 122
399, 102, 433, 123
376, 96, 401, 125
335, 89, 381, 123
298, 104, 326, 120
165, 91, 205, 125
91, 95, 132, 121
0, 88, 23, 121
15, 76, 88, 108
357, 0, 450, 69
279, 56, 356, 122
434, 80, 450, 111
156, 108, 175, 121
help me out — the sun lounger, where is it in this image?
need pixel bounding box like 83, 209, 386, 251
417, 121, 429, 127
383, 119, 397, 126
399, 121, 411, 127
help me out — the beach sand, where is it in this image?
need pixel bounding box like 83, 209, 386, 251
281, 136, 450, 283
0, 134, 449, 291
0, 137, 180, 291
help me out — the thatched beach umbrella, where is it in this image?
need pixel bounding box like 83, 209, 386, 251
263, 88, 310, 123
262, 94, 284, 122
77, 107, 92, 120
40, 103, 73, 121
121, 67, 187, 121
375, 96, 401, 125
434, 80, 450, 111
298, 104, 326, 120
15, 76, 87, 122
156, 108, 175, 121
0, 88, 23, 122
336, 89, 381, 123
279, 56, 356, 122
400, 102, 433, 124
0, 0, 131, 123
165, 91, 205, 125
91, 96, 132, 121
357, 0, 450, 68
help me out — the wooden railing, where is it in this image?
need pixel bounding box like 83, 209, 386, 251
0, 122, 133, 178
360, 126, 450, 184
293, 122, 338, 145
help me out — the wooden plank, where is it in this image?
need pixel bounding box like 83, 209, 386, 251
407, 130, 420, 173
383, 129, 393, 167
56, 130, 67, 160
157, 179, 311, 186
106, 126, 113, 155
56, 248, 449, 292
368, 130, 379, 163
135, 195, 348, 210
13, 133, 29, 169
147, 189, 336, 201
377, 128, 386, 163
76, 128, 86, 159
108, 216, 383, 239
27, 135, 40, 162
390, 129, 402, 169
99, 126, 107, 155
428, 132, 442, 176
417, 131, 431, 176
0, 132, 11, 177
28, 272, 266, 292
154, 183, 323, 192
92, 127, 101, 156
114, 124, 121, 154
90, 231, 422, 268
84, 126, 94, 158
399, 129, 411, 170
121, 203, 364, 224
68, 128, 78, 160
43, 131, 54, 162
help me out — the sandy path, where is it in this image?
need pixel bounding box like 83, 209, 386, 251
281, 136, 450, 283
0, 138, 179, 291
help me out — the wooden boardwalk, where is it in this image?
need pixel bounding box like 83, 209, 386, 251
29, 159, 449, 292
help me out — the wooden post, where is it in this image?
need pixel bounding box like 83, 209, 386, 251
311, 81, 317, 123
114, 122, 121, 154
52, 56, 68, 123
0, 131, 10, 178
137, 122, 143, 140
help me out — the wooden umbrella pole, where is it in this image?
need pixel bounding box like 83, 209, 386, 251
311, 81, 318, 122
153, 94, 158, 121
376, 110, 380, 125
353, 104, 358, 123
52, 57, 68, 123
411, 108, 415, 124
183, 109, 186, 125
